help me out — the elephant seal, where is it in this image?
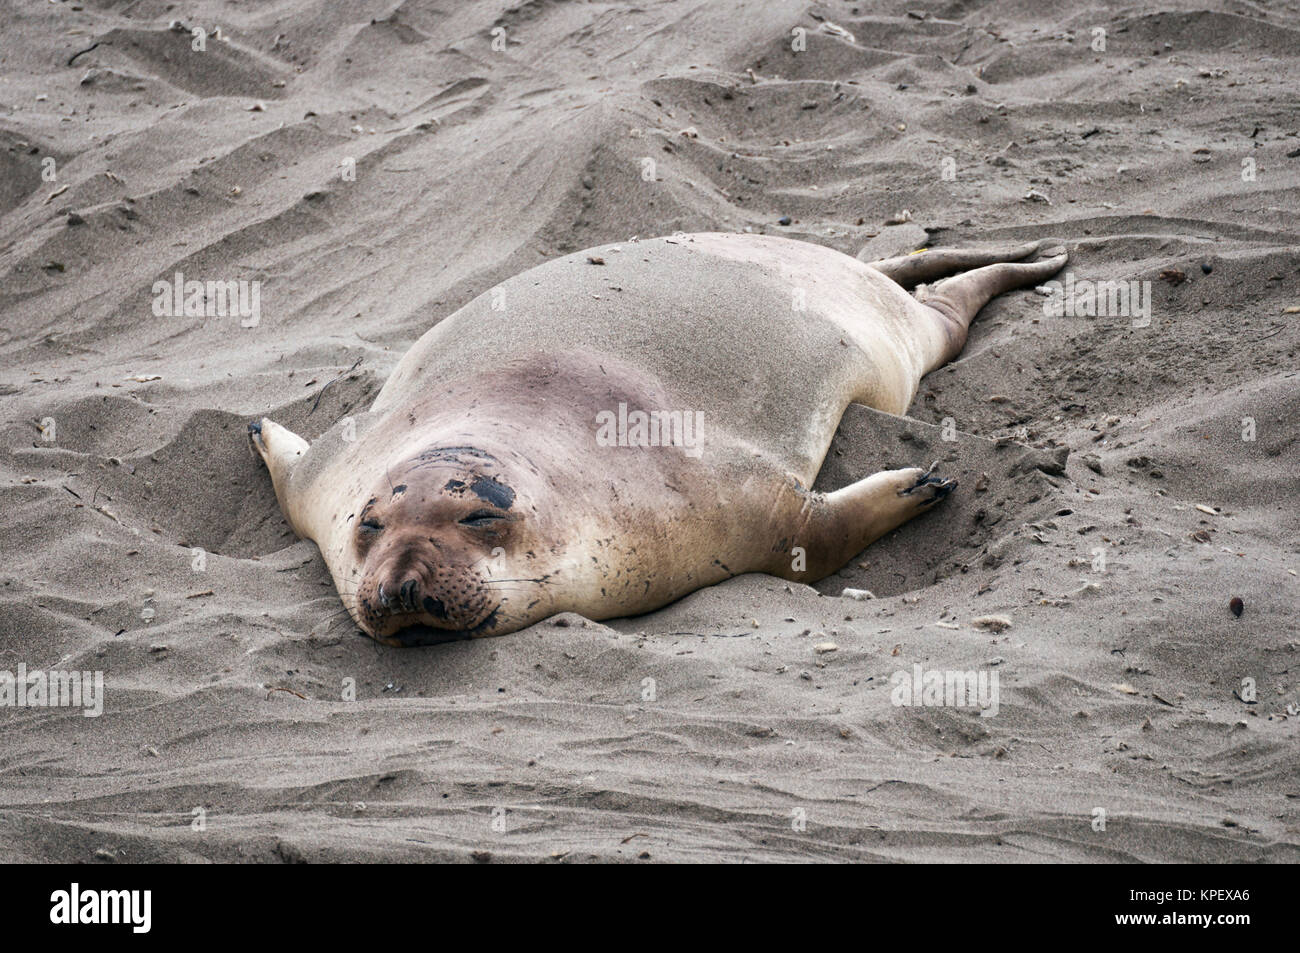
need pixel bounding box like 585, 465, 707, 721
250, 233, 1065, 646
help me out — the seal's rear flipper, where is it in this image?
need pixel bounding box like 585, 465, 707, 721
914, 247, 1068, 369
868, 241, 1041, 289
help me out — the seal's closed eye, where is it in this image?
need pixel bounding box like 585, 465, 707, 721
459, 510, 504, 528
360, 518, 383, 531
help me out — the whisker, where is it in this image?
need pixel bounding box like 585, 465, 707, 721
316, 611, 356, 626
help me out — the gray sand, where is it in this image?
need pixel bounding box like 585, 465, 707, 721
1, 1, 1297, 862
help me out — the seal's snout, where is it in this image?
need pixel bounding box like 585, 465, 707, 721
377, 576, 422, 612
358, 548, 499, 645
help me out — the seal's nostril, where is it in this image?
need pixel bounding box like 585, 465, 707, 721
400, 578, 418, 611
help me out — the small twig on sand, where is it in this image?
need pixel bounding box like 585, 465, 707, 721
309, 357, 363, 414
67, 42, 101, 66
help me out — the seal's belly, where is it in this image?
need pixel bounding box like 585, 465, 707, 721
374, 233, 930, 482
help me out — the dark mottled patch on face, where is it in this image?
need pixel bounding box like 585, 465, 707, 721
469, 474, 515, 509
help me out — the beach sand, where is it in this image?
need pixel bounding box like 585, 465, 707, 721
1, 0, 1297, 862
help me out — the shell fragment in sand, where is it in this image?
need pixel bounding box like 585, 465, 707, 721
820, 21, 856, 44
841, 588, 876, 601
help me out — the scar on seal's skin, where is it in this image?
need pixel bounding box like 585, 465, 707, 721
414, 446, 499, 467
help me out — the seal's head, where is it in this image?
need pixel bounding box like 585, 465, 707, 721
346, 447, 540, 646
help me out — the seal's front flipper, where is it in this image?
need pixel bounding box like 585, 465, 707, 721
898, 460, 957, 508
777, 465, 956, 580
249, 417, 313, 538
249, 417, 308, 468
